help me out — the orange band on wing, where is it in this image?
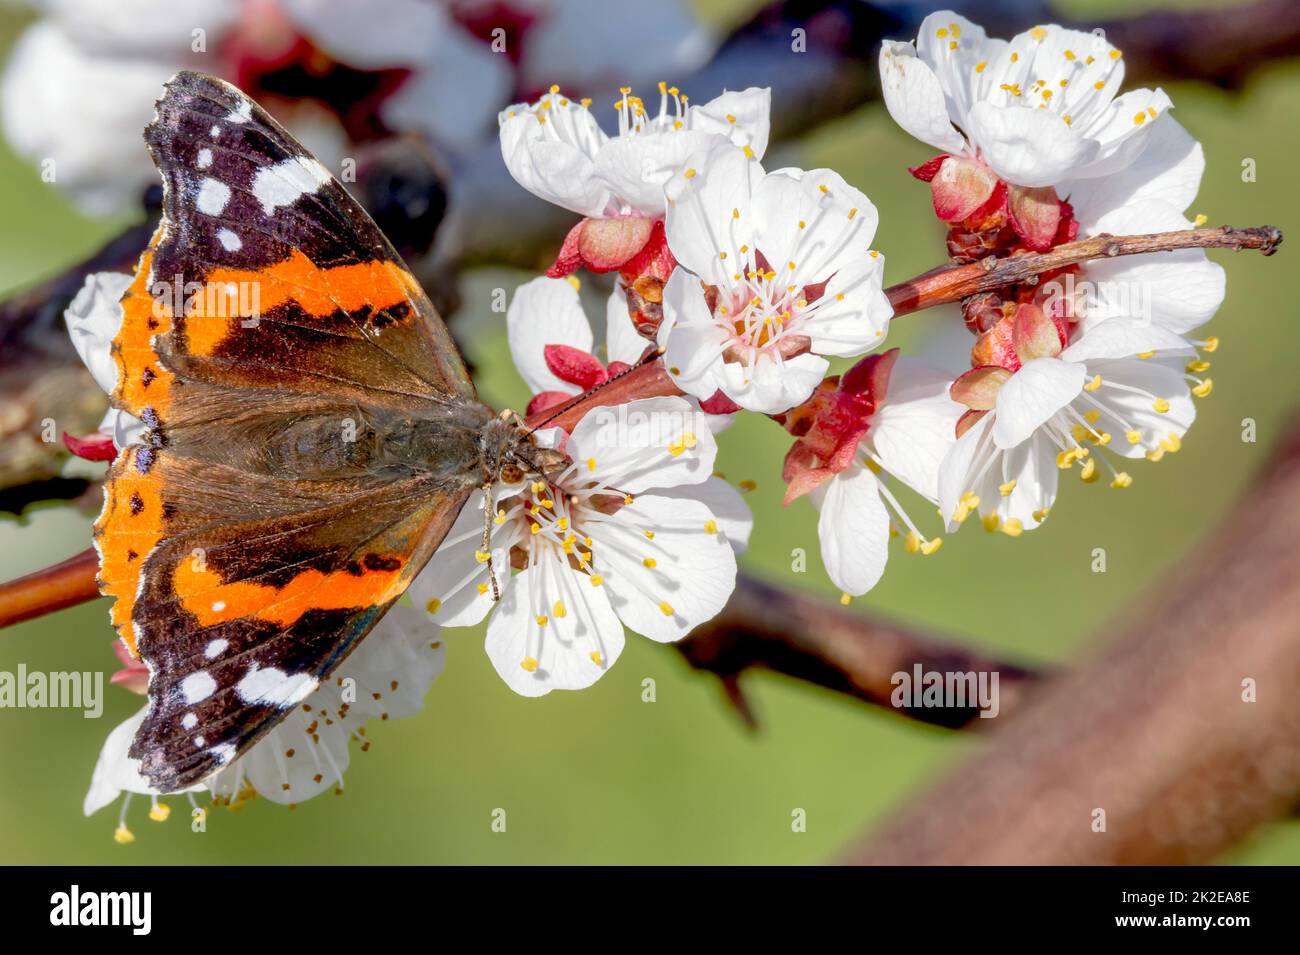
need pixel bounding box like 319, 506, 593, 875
171, 556, 408, 629
94, 446, 167, 657
182, 251, 420, 356
112, 234, 175, 418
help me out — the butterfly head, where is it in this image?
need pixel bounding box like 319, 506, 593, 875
479, 410, 568, 486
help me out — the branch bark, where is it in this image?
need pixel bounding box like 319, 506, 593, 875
847, 413, 1300, 864
676, 573, 1042, 730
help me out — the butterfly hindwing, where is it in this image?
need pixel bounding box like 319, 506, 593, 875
95, 71, 493, 790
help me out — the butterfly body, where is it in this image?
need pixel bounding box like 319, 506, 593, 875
94, 71, 560, 792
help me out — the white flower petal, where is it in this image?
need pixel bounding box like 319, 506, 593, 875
1087, 359, 1196, 459
715, 350, 829, 415
1060, 318, 1196, 363
592, 494, 737, 642
1063, 114, 1204, 229
507, 276, 595, 395
410, 490, 518, 628
813, 463, 890, 597
498, 99, 611, 217
66, 270, 132, 394
801, 256, 892, 357
966, 100, 1097, 187
1081, 199, 1225, 335
878, 39, 967, 154
992, 357, 1087, 448
566, 396, 717, 493
751, 166, 879, 287
938, 410, 995, 529
646, 476, 753, 554
689, 87, 772, 160
663, 141, 762, 281
594, 128, 723, 216
867, 359, 964, 500
485, 564, 625, 697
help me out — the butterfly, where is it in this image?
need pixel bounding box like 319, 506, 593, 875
95, 71, 566, 793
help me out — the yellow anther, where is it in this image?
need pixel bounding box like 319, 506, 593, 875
549, 84, 560, 94
553, 601, 567, 619
975, 61, 987, 73
477, 583, 488, 595
113, 826, 135, 845
704, 519, 718, 534
1126, 430, 1143, 445
905, 531, 921, 554
1110, 49, 1122, 59
590, 651, 604, 666
1001, 518, 1024, 537
1084, 410, 1101, 423
1134, 112, 1146, 126
738, 479, 758, 491
1064, 49, 1076, 60
475, 549, 491, 563
1186, 359, 1210, 373
1162, 433, 1183, 453
535, 615, 548, 627
1110, 472, 1133, 489
1192, 379, 1214, 398
1094, 81, 1106, 90
743, 145, 755, 158
1152, 398, 1170, 413
580, 98, 592, 108
1032, 508, 1051, 522
1097, 432, 1112, 446
149, 802, 171, 822
565, 274, 581, 291
643, 557, 657, 569
1136, 351, 1154, 359
683, 168, 697, 180
521, 657, 539, 672
982, 513, 1001, 533
1202, 336, 1219, 352
586, 458, 597, 471
425, 597, 442, 614
818, 184, 829, 193
1031, 26, 1047, 40
726, 113, 737, 124
1146, 447, 1166, 462
644, 530, 655, 540
999, 480, 1017, 497
494, 509, 506, 525
530, 524, 541, 535
1079, 458, 1098, 483
1193, 214, 1208, 228
1084, 374, 1102, 392
659, 602, 674, 616
920, 537, 944, 555
839, 593, 852, 606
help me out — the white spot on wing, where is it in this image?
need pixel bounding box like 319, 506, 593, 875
194, 735, 206, 747
211, 743, 237, 765
250, 157, 332, 215
210, 125, 220, 138
204, 638, 229, 659
227, 99, 253, 123
182, 712, 198, 729
196, 178, 231, 216
236, 666, 319, 708
180, 670, 216, 704
216, 229, 242, 252
196, 148, 212, 169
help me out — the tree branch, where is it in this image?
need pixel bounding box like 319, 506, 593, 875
676, 573, 1042, 730
0, 548, 101, 629
846, 412, 1300, 864
886, 225, 1284, 315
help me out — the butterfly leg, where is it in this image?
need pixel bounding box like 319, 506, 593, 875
482, 481, 500, 602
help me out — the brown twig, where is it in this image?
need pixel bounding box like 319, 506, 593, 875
886, 226, 1284, 315
677, 574, 1042, 730
846, 412, 1300, 864
0, 548, 101, 629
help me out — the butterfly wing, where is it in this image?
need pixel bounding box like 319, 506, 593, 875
95, 72, 486, 792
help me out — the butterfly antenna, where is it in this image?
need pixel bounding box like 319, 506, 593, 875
521, 343, 664, 437
480, 482, 500, 602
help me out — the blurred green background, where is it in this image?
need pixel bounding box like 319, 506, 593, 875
1, 0, 1297, 864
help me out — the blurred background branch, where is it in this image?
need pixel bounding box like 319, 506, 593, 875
848, 411, 1300, 864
